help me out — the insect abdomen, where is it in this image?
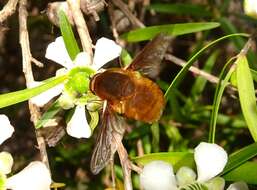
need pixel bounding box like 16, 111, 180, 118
123, 77, 165, 123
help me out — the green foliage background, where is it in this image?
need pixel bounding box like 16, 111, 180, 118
0, 0, 257, 189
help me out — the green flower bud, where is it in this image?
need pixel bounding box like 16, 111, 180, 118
58, 93, 75, 110
176, 166, 196, 187
205, 177, 225, 190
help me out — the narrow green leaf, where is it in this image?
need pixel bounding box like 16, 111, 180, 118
121, 49, 132, 67
150, 122, 159, 153
89, 111, 99, 132
164, 33, 249, 101
219, 17, 257, 70
0, 75, 67, 109
148, 3, 211, 18
36, 101, 61, 129
221, 142, 257, 175
143, 136, 151, 154
58, 11, 80, 60
208, 58, 236, 143
132, 152, 194, 171
223, 162, 257, 185
191, 50, 219, 97
250, 68, 257, 83
121, 22, 220, 42
236, 55, 257, 141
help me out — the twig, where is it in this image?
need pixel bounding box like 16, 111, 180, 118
0, 0, 19, 23
130, 162, 143, 174
111, 0, 145, 28
238, 37, 253, 56
165, 54, 220, 84
139, 0, 150, 21
136, 139, 144, 157
117, 141, 132, 190
19, 0, 50, 170
31, 57, 44, 67
107, 4, 126, 46
67, 0, 93, 62
165, 54, 242, 95
107, 4, 120, 42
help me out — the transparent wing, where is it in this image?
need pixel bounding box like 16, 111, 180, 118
126, 33, 172, 79
90, 106, 126, 174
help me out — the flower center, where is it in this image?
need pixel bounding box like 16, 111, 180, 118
65, 67, 96, 97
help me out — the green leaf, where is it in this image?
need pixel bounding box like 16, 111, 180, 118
36, 101, 62, 129
121, 49, 132, 67
221, 142, 257, 175
89, 111, 99, 132
190, 50, 219, 98
0, 75, 67, 109
148, 3, 211, 18
236, 55, 257, 141
208, 58, 236, 143
164, 33, 249, 101
223, 162, 257, 185
121, 22, 220, 42
132, 152, 194, 171
58, 10, 80, 60
150, 122, 159, 153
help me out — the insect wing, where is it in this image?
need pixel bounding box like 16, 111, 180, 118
126, 33, 172, 79
90, 107, 126, 174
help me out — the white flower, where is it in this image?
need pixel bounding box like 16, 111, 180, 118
140, 161, 177, 190
93, 37, 123, 70
30, 36, 122, 139
194, 142, 228, 182
6, 161, 51, 190
244, 0, 257, 18
0, 115, 14, 145
66, 105, 91, 138
139, 142, 246, 190
227, 181, 249, 190
31, 36, 121, 107
0, 151, 13, 175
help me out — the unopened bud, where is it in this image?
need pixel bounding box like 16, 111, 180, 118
176, 166, 196, 187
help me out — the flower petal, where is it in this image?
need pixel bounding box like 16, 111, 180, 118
30, 81, 64, 107
93, 37, 122, 70
66, 105, 91, 138
74, 52, 91, 67
195, 142, 228, 182
176, 166, 196, 187
0, 152, 13, 175
6, 161, 51, 190
140, 161, 177, 190
227, 181, 249, 190
0, 115, 14, 145
45, 36, 74, 69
